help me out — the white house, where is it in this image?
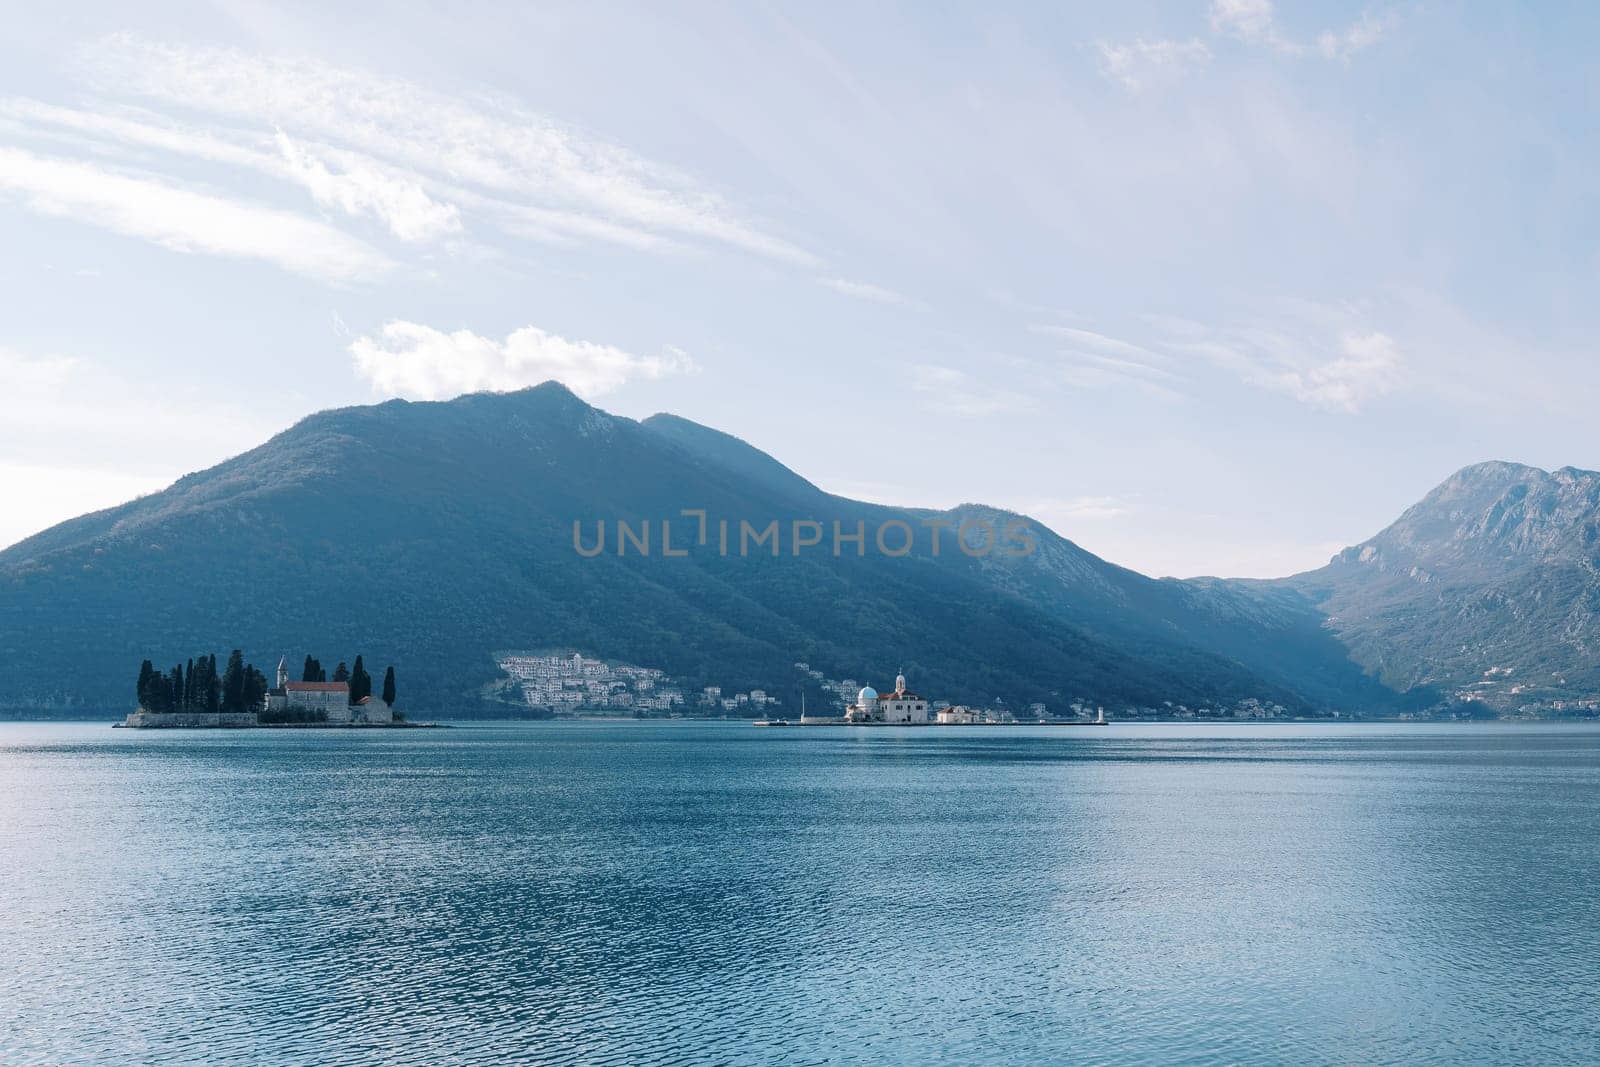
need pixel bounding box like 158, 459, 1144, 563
354, 695, 393, 724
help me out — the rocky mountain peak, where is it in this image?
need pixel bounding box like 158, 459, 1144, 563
1337, 460, 1600, 576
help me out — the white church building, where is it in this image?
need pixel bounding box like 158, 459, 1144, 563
844, 671, 930, 724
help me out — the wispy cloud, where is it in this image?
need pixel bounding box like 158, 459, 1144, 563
1096, 38, 1212, 91
349, 321, 697, 401
1034, 310, 1403, 413
273, 133, 462, 243
0, 97, 463, 246
76, 35, 817, 266
1209, 0, 1390, 60
910, 365, 1032, 417
0, 146, 394, 282
1318, 12, 1393, 62
1167, 319, 1405, 413
819, 276, 926, 309
1032, 323, 1185, 398
1031, 324, 1167, 362
1210, 0, 1295, 52
1258, 330, 1403, 411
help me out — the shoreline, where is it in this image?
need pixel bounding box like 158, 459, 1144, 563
112, 721, 445, 730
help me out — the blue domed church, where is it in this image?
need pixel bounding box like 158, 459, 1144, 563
843, 671, 929, 724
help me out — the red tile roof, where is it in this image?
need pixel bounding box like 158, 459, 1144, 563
285, 681, 349, 692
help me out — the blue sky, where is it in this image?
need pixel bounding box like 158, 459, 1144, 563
3, 1, 1598, 577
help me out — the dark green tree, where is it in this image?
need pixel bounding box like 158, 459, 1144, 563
137, 659, 155, 709
381, 666, 396, 706
242, 664, 268, 712
302, 655, 318, 683
333, 661, 350, 684
204, 653, 220, 712
349, 655, 371, 704
144, 668, 172, 713
221, 650, 246, 713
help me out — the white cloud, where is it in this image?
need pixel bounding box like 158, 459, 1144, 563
1096, 38, 1212, 91
0, 146, 394, 282
1210, 0, 1289, 49
1209, 0, 1390, 61
819, 277, 925, 309
1, 98, 462, 245
1033, 323, 1185, 397
910, 365, 1032, 417
1165, 316, 1405, 413
273, 133, 462, 242
79, 35, 816, 266
1032, 324, 1167, 362
348, 321, 697, 401
1261, 330, 1403, 411
1318, 12, 1392, 61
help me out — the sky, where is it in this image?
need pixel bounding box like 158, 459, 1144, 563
3, 1, 1600, 577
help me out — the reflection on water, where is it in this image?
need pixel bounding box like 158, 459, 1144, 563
2, 722, 1598, 1065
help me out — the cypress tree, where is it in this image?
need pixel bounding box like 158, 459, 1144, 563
303, 655, 317, 683
333, 661, 350, 684
168, 666, 183, 713
381, 666, 396, 706
205, 654, 221, 712
148, 669, 171, 713
349, 655, 370, 704
184, 658, 196, 711
222, 650, 246, 713
137, 659, 155, 709
242, 664, 267, 712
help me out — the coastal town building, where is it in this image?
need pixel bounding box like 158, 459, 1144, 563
498, 651, 688, 714
354, 695, 394, 724
844, 671, 930, 724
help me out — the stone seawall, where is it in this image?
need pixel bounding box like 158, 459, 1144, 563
121, 711, 258, 728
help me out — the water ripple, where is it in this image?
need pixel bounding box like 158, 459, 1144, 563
1, 722, 1598, 1064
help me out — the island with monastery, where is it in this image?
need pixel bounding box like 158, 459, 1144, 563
121, 650, 418, 728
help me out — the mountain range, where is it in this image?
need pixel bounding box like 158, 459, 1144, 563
1, 382, 1595, 718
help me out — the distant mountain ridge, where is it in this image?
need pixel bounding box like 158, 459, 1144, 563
0, 384, 1594, 717
1282, 460, 1600, 709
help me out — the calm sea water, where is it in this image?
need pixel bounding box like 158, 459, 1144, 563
2, 721, 1598, 1065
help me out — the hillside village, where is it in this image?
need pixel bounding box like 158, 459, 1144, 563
496, 652, 1295, 722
